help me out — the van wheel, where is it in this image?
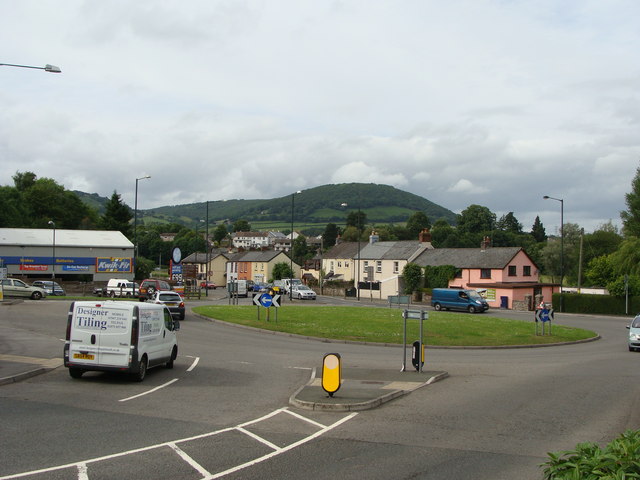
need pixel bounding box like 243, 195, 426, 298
468, 305, 477, 313
166, 347, 177, 369
434, 303, 442, 311
134, 356, 148, 382
69, 368, 84, 379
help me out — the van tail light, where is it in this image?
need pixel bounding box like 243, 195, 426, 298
66, 302, 74, 340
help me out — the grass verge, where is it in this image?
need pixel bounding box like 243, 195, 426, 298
192, 305, 597, 347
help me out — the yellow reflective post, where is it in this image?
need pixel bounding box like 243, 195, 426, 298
322, 353, 341, 397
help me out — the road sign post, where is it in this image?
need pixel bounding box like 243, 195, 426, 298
535, 308, 554, 335
253, 293, 281, 322
402, 309, 428, 373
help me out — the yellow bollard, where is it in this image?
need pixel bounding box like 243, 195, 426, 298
322, 353, 341, 397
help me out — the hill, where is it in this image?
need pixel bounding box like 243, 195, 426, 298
77, 183, 457, 230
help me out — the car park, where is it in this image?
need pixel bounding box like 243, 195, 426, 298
138, 278, 172, 301
291, 284, 316, 300
1, 278, 47, 300
149, 290, 185, 320
32, 280, 66, 296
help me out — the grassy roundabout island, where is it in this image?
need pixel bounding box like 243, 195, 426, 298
192, 305, 597, 347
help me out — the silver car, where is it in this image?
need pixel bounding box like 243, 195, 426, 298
291, 284, 316, 300
32, 280, 66, 296
1, 278, 47, 300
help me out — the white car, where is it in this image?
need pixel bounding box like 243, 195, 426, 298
291, 284, 316, 300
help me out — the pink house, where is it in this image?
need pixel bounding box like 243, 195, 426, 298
415, 245, 558, 310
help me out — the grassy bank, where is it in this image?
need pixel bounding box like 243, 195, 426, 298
192, 305, 597, 346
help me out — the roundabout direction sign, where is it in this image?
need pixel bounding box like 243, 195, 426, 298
252, 293, 281, 308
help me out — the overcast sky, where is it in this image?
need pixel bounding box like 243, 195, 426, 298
1, 1, 639, 234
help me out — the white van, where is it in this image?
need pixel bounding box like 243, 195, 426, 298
63, 301, 179, 381
105, 278, 138, 297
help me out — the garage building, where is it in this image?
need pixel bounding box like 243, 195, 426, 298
0, 228, 134, 281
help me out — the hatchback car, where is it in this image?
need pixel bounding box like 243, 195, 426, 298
627, 315, 640, 351
291, 284, 316, 300
150, 290, 185, 320
1, 278, 47, 300
32, 280, 66, 296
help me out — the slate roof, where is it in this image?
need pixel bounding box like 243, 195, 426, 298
323, 242, 361, 259
358, 241, 433, 261
413, 247, 534, 269
229, 250, 291, 262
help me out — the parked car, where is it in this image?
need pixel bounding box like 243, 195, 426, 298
200, 281, 217, 290
627, 315, 640, 351
251, 282, 269, 292
93, 286, 107, 297
291, 284, 316, 300
105, 278, 138, 298
149, 290, 185, 320
139, 278, 172, 301
32, 280, 66, 296
1, 278, 47, 300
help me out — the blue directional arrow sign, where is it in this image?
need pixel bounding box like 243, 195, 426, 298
260, 293, 273, 308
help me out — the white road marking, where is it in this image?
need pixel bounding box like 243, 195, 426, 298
118, 378, 179, 402
187, 356, 200, 372
0, 408, 358, 480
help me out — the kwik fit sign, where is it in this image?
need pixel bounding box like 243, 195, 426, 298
96, 257, 132, 273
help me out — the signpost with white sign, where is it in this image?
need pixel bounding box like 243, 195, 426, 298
401, 309, 428, 373
253, 293, 281, 322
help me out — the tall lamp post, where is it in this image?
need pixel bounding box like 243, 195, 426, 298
134, 175, 151, 268
341, 203, 361, 301
543, 195, 564, 312
290, 191, 301, 300
47, 221, 56, 279
1, 62, 62, 73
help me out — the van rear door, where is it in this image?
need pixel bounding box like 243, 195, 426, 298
68, 302, 132, 367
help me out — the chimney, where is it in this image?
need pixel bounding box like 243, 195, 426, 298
419, 228, 432, 243
481, 236, 491, 250
369, 231, 379, 244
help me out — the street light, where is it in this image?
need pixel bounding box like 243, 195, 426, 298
47, 221, 56, 279
543, 195, 564, 312
134, 175, 151, 267
0, 63, 61, 73
341, 202, 361, 301
290, 191, 301, 300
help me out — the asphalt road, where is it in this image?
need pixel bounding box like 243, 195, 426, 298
0, 295, 638, 480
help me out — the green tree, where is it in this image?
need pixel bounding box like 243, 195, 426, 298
23, 177, 94, 229
424, 265, 457, 289
322, 223, 340, 249
403, 263, 423, 295
456, 205, 496, 234
272, 261, 293, 280
100, 191, 133, 237
346, 210, 367, 230
233, 219, 251, 232
406, 211, 431, 240
621, 165, 640, 237
585, 255, 615, 287
530, 216, 547, 242
496, 212, 522, 234
292, 234, 309, 265
12, 171, 36, 192
0, 186, 27, 227
213, 224, 229, 245
609, 237, 640, 276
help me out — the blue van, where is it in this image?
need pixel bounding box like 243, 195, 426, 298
431, 288, 489, 313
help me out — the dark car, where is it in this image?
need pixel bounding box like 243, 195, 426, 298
149, 290, 185, 320
32, 280, 66, 296
139, 278, 172, 301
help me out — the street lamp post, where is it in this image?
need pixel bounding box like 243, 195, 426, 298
0, 62, 62, 73
47, 221, 56, 279
134, 176, 151, 269
341, 203, 361, 301
543, 195, 564, 311
290, 191, 301, 300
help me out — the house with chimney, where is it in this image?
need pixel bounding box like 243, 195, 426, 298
413, 236, 558, 310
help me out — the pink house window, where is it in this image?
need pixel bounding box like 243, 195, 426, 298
480, 269, 491, 279
508, 266, 516, 276
523, 265, 531, 276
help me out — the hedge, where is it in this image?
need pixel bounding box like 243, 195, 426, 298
553, 293, 640, 316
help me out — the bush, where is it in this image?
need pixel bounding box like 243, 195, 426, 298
554, 293, 640, 315
541, 429, 640, 479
